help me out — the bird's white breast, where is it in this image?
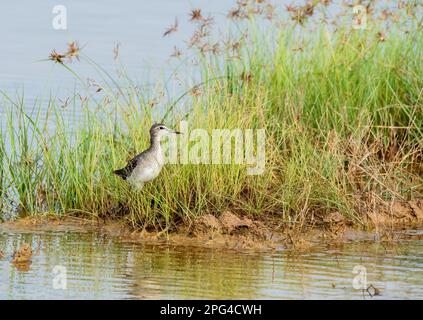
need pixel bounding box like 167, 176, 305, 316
128, 146, 164, 184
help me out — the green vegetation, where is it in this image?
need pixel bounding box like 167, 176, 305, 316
0, 1, 422, 230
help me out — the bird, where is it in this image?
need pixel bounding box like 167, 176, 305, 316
113, 124, 181, 190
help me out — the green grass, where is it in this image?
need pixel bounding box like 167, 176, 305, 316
0, 1, 422, 229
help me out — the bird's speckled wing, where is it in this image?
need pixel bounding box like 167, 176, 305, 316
114, 150, 147, 179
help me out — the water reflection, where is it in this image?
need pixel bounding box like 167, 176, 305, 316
127, 245, 264, 299
0, 231, 422, 299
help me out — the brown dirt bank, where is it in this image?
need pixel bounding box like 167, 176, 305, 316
1, 199, 422, 252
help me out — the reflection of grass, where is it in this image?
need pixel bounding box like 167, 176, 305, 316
0, 1, 422, 229
129, 247, 264, 299
0, 232, 265, 299
2, 232, 421, 299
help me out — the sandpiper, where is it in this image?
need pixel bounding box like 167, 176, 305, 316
113, 123, 181, 189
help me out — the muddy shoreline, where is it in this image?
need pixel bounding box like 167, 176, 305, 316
1, 199, 422, 252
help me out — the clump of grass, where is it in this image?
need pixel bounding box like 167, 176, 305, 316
0, 0, 422, 230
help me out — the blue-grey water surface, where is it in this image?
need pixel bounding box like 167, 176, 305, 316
0, 0, 234, 104
0, 229, 422, 299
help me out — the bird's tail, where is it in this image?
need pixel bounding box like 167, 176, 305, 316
113, 168, 127, 180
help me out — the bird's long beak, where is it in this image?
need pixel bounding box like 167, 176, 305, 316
173, 130, 182, 135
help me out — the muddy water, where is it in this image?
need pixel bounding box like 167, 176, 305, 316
0, 230, 422, 300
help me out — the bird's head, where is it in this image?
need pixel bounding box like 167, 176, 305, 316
150, 123, 182, 141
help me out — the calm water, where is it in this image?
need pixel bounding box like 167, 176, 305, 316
0, 230, 422, 299
0, 0, 346, 105
0, 0, 233, 104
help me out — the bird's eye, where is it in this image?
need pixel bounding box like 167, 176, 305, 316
159, 126, 165, 130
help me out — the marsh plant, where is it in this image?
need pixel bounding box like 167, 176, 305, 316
0, 0, 422, 230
